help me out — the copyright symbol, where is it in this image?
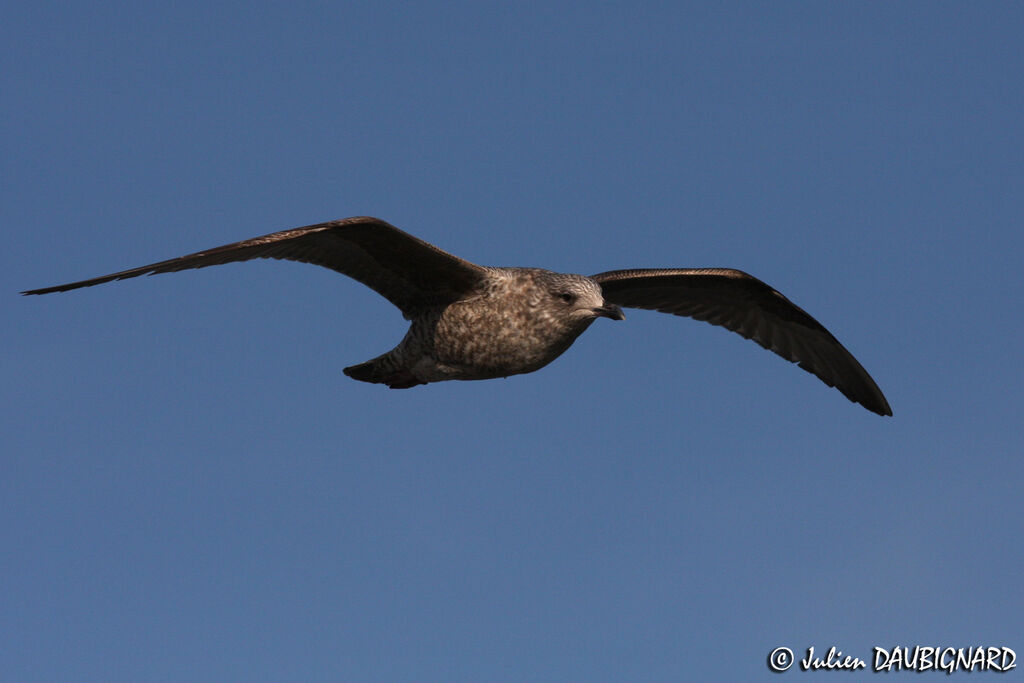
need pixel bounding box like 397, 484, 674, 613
768, 647, 794, 672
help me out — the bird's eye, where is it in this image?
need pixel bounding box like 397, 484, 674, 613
559, 292, 576, 304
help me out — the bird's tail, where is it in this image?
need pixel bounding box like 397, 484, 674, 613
343, 359, 424, 389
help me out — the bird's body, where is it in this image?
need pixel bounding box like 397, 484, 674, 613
345, 268, 616, 387
23, 216, 892, 415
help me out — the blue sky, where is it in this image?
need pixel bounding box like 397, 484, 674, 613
4, 2, 1022, 680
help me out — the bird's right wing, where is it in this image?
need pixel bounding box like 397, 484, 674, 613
22, 216, 488, 317
592, 268, 891, 416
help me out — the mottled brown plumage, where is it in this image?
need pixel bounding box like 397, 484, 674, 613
22, 216, 891, 415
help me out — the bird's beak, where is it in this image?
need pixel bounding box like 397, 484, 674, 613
593, 304, 625, 321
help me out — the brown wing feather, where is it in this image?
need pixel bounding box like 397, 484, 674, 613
592, 268, 892, 416
22, 216, 487, 316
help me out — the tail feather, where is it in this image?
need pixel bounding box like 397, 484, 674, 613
343, 360, 424, 389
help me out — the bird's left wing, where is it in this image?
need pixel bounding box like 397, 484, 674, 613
22, 216, 488, 317
591, 268, 891, 416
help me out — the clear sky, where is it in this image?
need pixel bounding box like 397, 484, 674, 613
4, 2, 1022, 680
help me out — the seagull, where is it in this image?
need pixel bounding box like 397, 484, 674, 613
22, 216, 892, 415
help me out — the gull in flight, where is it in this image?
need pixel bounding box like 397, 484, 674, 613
23, 216, 892, 415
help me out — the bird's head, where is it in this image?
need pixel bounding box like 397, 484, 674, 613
544, 273, 625, 322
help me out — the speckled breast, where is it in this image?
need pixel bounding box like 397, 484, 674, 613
428, 292, 593, 378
